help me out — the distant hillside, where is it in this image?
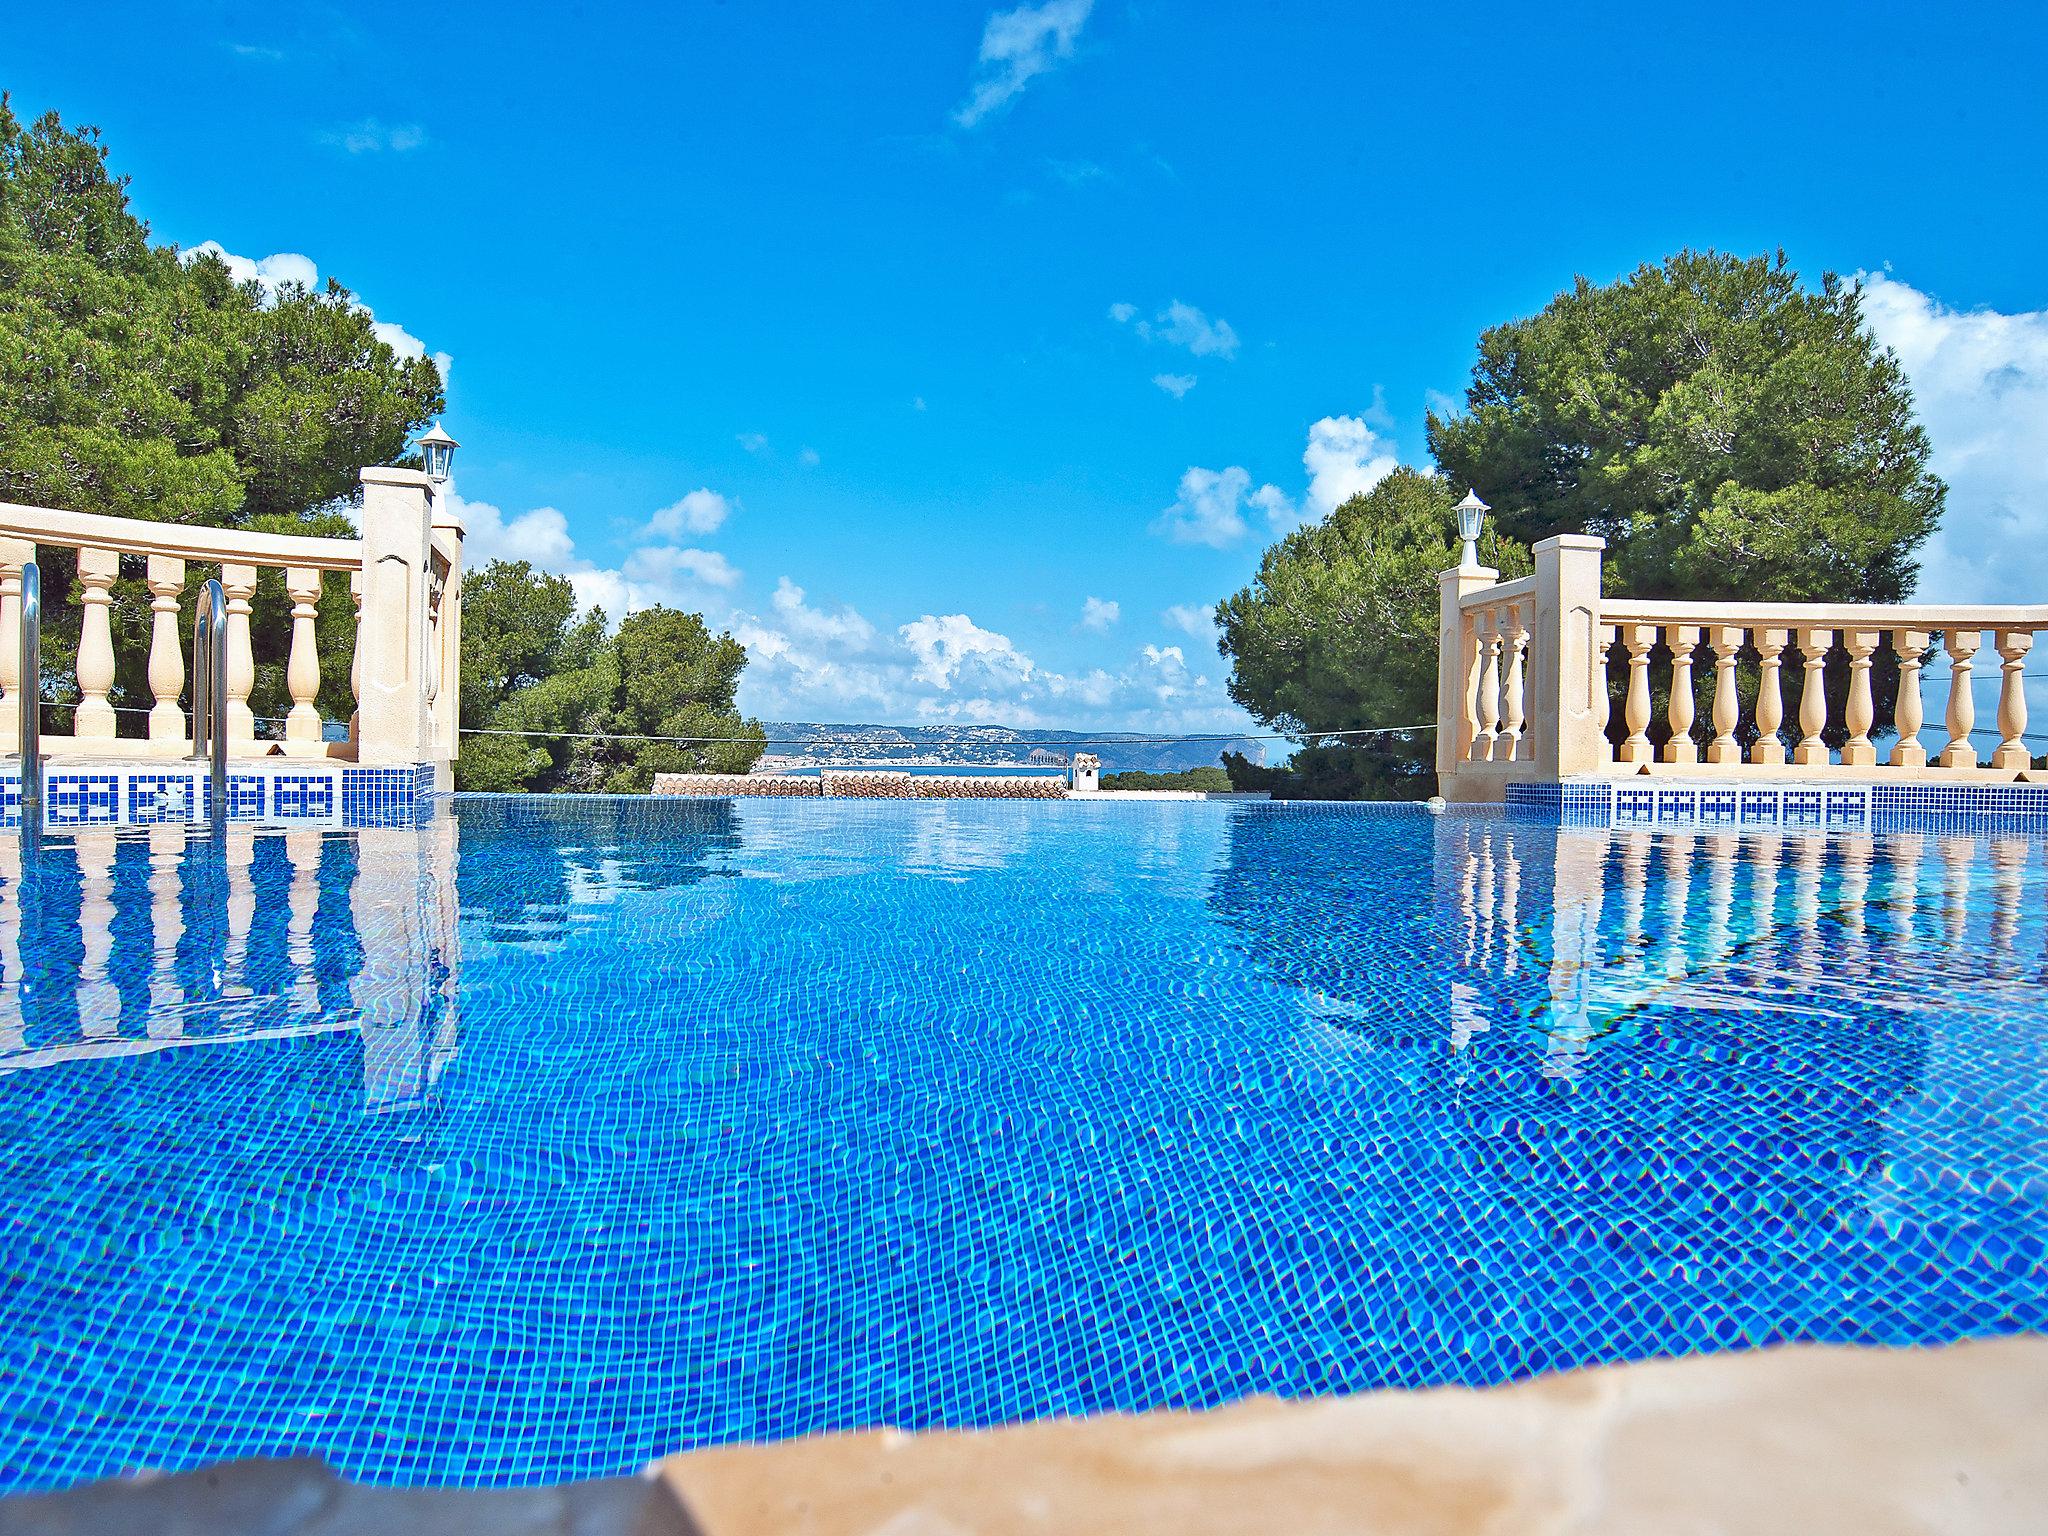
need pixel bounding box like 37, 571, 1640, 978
757, 723, 1268, 775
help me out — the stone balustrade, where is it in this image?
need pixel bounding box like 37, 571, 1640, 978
0, 466, 462, 788
1438, 535, 2046, 801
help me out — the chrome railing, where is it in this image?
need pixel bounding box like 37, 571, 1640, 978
17, 560, 39, 824
190, 577, 228, 826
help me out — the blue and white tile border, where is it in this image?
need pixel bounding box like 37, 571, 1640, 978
1, 762, 440, 830
1506, 779, 2048, 834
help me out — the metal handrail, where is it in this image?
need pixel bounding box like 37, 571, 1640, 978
18, 560, 39, 824
191, 578, 227, 824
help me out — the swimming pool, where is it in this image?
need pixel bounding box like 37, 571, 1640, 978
1, 798, 2043, 1490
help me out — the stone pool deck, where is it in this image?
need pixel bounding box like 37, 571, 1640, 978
12, 1335, 2037, 1534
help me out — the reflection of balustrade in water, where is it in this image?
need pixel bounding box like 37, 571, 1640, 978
0, 823, 461, 1113
1438, 819, 2048, 1076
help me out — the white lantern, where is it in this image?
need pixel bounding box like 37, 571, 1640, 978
1454, 489, 1489, 570
418, 421, 459, 484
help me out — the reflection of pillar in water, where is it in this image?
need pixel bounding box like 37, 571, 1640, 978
1499, 832, 1521, 977
313, 834, 361, 1021
1940, 836, 1976, 955
0, 835, 20, 1056
72, 832, 119, 1040
1542, 828, 1609, 1080
147, 826, 186, 1037
1476, 830, 1497, 968
1988, 838, 2026, 975
286, 828, 323, 1015
175, 835, 229, 1014
1837, 832, 1874, 966
110, 836, 155, 1038
1661, 831, 1696, 980
1702, 833, 1737, 964
1748, 832, 1782, 947
1789, 834, 1825, 979
1885, 832, 1924, 954
1618, 831, 1652, 990
1458, 825, 1480, 967
223, 827, 257, 998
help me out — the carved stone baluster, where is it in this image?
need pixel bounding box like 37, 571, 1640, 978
74, 545, 119, 739
1841, 628, 1880, 767
1889, 630, 1930, 767
1991, 629, 2033, 772
1499, 603, 1529, 762
349, 571, 364, 749
1751, 628, 1788, 765
0, 538, 31, 744
285, 567, 324, 755
222, 563, 258, 747
1595, 625, 1616, 764
1706, 624, 1744, 765
1662, 624, 1699, 764
1792, 627, 1834, 766
146, 555, 186, 747
1938, 631, 1981, 769
1470, 611, 1501, 762
1618, 624, 1657, 766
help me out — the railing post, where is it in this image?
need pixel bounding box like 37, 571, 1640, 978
1471, 610, 1501, 762
1991, 629, 2033, 772
356, 466, 437, 767
1706, 625, 1745, 765
0, 538, 30, 745
1618, 625, 1657, 767
1842, 629, 1881, 767
1890, 630, 1930, 768
221, 562, 258, 748
1793, 628, 1834, 766
146, 555, 186, 748
1751, 628, 1788, 765
430, 493, 466, 789
74, 545, 119, 739
1436, 562, 1498, 785
284, 566, 325, 756
1662, 624, 1699, 764
1528, 534, 1607, 779
1939, 631, 1981, 769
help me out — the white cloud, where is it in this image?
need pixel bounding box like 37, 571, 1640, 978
183, 240, 451, 382
953, 0, 1094, 128
455, 495, 577, 569
1153, 372, 1197, 399
1858, 272, 2048, 605
1112, 299, 1239, 360
1163, 603, 1221, 649
737, 432, 770, 454
625, 545, 742, 592
646, 489, 732, 538
320, 119, 425, 154
772, 578, 875, 648
1154, 466, 1253, 547
900, 612, 1037, 690
1302, 413, 1398, 519
799, 446, 821, 467
1080, 596, 1120, 630
913, 396, 928, 412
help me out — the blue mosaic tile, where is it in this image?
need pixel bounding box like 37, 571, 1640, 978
270, 773, 336, 820
1783, 789, 1824, 828
1698, 789, 1738, 826
1654, 788, 1697, 823
0, 797, 2043, 1493
1615, 787, 1656, 826
1824, 788, 1871, 829
1739, 789, 1781, 826
44, 772, 119, 827
127, 772, 199, 825
0, 772, 18, 830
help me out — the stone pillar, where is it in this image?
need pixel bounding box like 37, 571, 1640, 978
1436, 564, 1499, 786
1070, 752, 1100, 793
0, 538, 33, 746
1527, 535, 1607, 780
429, 491, 466, 790
356, 467, 436, 767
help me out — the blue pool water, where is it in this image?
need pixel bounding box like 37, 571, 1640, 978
0, 798, 2043, 1490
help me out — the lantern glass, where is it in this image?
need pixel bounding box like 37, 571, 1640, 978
424, 440, 453, 482
1456, 504, 1483, 543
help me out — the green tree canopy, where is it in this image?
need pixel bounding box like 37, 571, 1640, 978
455, 560, 766, 794
1426, 249, 1944, 601
1217, 468, 1529, 799
0, 96, 443, 729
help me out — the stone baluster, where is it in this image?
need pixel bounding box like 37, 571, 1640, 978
1618, 624, 1657, 766
146, 555, 186, 747
1750, 628, 1788, 765
1499, 604, 1528, 762
1990, 629, 2033, 771
74, 545, 119, 739
1594, 625, 1616, 765
1662, 624, 1699, 764
1890, 630, 1930, 767
1792, 628, 1834, 766
285, 567, 325, 755
1706, 624, 1744, 765
1938, 631, 1981, 768
1470, 611, 1501, 762
349, 570, 364, 747
221, 563, 258, 747
0, 539, 31, 744
1841, 629, 1880, 767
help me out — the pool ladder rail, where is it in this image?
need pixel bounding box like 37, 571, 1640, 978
14, 562, 229, 831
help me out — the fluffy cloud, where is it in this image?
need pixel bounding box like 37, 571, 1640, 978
457, 497, 577, 568
320, 119, 425, 154
736, 432, 770, 454
901, 612, 1037, 691
1152, 409, 1399, 545
954, 0, 1094, 128
1163, 603, 1221, 649
1858, 273, 2048, 604
182, 240, 449, 381
624, 545, 741, 591
1080, 596, 1120, 630
1112, 299, 1239, 359
646, 489, 732, 537
1153, 372, 1197, 399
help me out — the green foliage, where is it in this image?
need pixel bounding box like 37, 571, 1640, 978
1216, 468, 1529, 800
1100, 765, 1232, 792
1426, 249, 1944, 602
0, 97, 443, 731
455, 561, 765, 793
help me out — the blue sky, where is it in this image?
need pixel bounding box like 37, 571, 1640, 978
7, 1, 2047, 729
